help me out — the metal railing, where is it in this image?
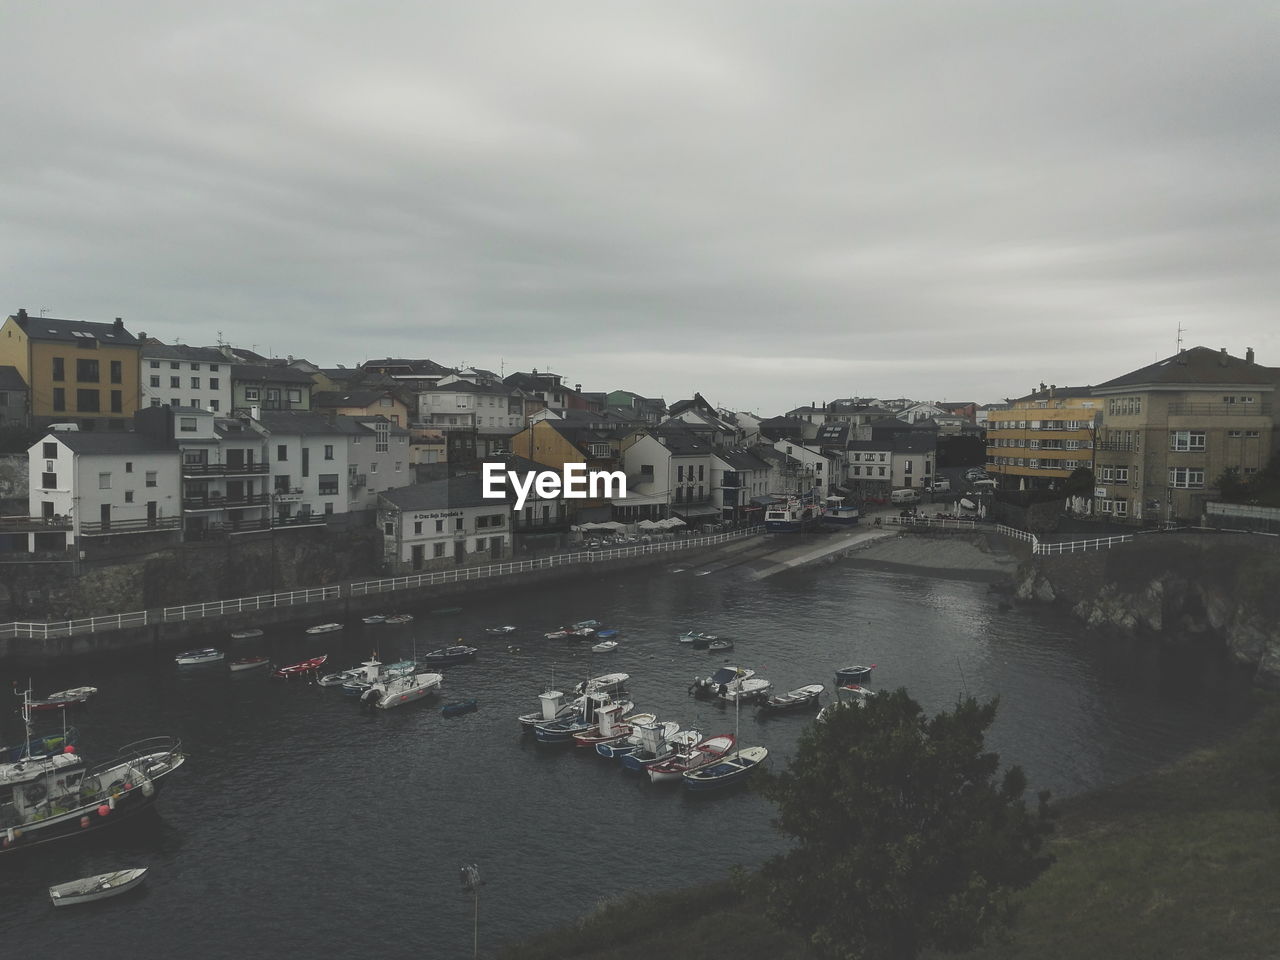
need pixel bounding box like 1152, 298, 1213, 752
162, 585, 342, 622
883, 516, 979, 531
181, 463, 269, 476
0, 515, 72, 531
1033, 534, 1134, 555
0, 610, 151, 639
79, 517, 182, 535
994, 523, 1037, 544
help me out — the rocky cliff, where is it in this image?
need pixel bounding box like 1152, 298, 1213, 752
1013, 532, 1280, 685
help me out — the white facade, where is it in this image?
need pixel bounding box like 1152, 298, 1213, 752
892, 447, 936, 489
345, 419, 412, 510
772, 439, 831, 496
847, 445, 893, 485
418, 385, 525, 432
616, 433, 674, 519
141, 349, 233, 413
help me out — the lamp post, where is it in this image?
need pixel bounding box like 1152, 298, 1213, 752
460, 862, 483, 959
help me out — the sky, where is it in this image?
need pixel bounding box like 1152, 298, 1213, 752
3, 2, 1278, 414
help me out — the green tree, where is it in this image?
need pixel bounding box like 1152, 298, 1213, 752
756, 690, 1054, 960
1215, 467, 1249, 503
1063, 465, 1095, 499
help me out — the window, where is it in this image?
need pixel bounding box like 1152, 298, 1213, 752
245, 388, 260, 401
210, 364, 219, 372
76, 389, 100, 412
455, 517, 463, 531
191, 377, 200, 389
414, 520, 423, 535
151, 399, 161, 407
170, 361, 180, 370
52, 357, 65, 381
383, 521, 395, 536
266, 389, 280, 405
190, 362, 200, 371
698, 465, 704, 481
1169, 431, 1205, 452
124, 491, 134, 503
42, 471, 56, 488
375, 421, 389, 453
287, 389, 302, 404
434, 542, 446, 558
99, 472, 111, 489
1245, 430, 1260, 438
170, 399, 180, 408
149, 360, 160, 369
677, 465, 685, 482
475, 538, 486, 552
435, 519, 444, 532
1114, 467, 1128, 484
43, 441, 57, 459
179, 417, 197, 432
110, 390, 122, 413
395, 461, 402, 472
1168, 467, 1204, 489
145, 471, 157, 487
324, 444, 334, 460
210, 377, 220, 389
170, 376, 181, 388
277, 444, 287, 462
318, 474, 339, 495
150, 375, 160, 388
76, 358, 99, 382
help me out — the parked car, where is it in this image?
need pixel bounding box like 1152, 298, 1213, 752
964, 468, 988, 481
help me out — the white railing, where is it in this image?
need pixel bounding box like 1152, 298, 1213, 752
350, 527, 761, 596
994, 523, 1038, 544
1032, 535, 1134, 555
883, 516, 980, 531
0, 610, 151, 640
162, 586, 342, 622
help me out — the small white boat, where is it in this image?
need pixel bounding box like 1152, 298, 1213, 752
959, 497, 977, 511
486, 625, 516, 634
361, 672, 443, 710
43, 686, 98, 702
591, 640, 618, 653
230, 629, 264, 640
49, 868, 148, 906
174, 648, 224, 666
229, 657, 270, 672
573, 672, 629, 695
305, 622, 344, 635
384, 614, 413, 625
361, 614, 387, 624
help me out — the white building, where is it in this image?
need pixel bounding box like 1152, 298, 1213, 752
140, 342, 233, 413
712, 448, 775, 521
378, 476, 513, 573
772, 438, 832, 497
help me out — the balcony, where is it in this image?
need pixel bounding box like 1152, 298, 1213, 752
1095, 441, 1138, 452
0, 515, 72, 533
514, 515, 570, 531
201, 514, 329, 536
1166, 401, 1271, 417
273, 487, 304, 503
183, 493, 271, 511
182, 462, 269, 477
79, 517, 182, 536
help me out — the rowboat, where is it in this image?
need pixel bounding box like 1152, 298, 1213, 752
305, 623, 343, 635
30, 687, 98, 711
648, 734, 735, 783
230, 629, 264, 640
682, 746, 769, 791
270, 655, 328, 679
759, 684, 824, 713
229, 657, 270, 673
833, 664, 875, 687
677, 631, 716, 648
441, 699, 478, 718
707, 638, 734, 653
594, 629, 620, 640
384, 614, 414, 625
361, 614, 387, 624
174, 648, 224, 667
49, 867, 148, 906
591, 640, 618, 653
420, 645, 477, 666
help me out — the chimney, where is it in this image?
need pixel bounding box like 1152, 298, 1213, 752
575, 383, 582, 393
16, 308, 27, 320
138, 331, 146, 343
1246, 347, 1255, 363
114, 317, 124, 332
1219, 347, 1228, 366
1049, 385, 1056, 398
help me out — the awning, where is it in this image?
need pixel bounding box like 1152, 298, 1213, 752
674, 504, 720, 518
750, 495, 780, 506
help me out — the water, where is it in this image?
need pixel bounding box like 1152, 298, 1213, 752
0, 558, 1251, 956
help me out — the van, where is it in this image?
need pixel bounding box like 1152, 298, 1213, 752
891, 488, 921, 504
928, 478, 951, 493
47, 423, 80, 432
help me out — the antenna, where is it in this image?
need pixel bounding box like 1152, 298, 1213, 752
39, 307, 51, 317
1176, 323, 1185, 353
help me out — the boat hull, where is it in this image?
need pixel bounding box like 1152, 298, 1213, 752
50, 868, 147, 906
682, 747, 768, 791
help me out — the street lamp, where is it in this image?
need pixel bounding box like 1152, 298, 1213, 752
460, 862, 484, 959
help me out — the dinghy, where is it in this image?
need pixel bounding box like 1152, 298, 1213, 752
590, 640, 618, 653
229, 657, 270, 673
49, 867, 148, 906
230, 629, 264, 640
759, 684, 824, 713
441, 699, 478, 718
305, 623, 343, 635
174, 648, 223, 667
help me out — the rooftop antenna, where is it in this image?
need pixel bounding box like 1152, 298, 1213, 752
39, 307, 51, 317
1176, 323, 1185, 353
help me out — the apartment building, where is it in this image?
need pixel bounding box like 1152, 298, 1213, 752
140, 341, 233, 412
985, 386, 1100, 491
1091, 346, 1277, 523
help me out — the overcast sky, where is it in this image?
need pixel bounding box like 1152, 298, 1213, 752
3, 2, 1277, 413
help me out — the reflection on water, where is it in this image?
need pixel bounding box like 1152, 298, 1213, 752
0, 557, 1251, 955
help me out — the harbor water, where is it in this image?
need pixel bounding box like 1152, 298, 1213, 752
0, 556, 1252, 956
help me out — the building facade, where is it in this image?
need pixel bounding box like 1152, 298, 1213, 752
141, 342, 233, 412
378, 477, 513, 573
985, 386, 1099, 491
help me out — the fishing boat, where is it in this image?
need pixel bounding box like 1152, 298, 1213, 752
420, 645, 478, 666
305, 623, 344, 635
441, 699, 478, 718
384, 614, 414, 625
820, 498, 861, 527
229, 629, 264, 640
647, 734, 735, 783
228, 657, 270, 673
571, 707, 656, 748
720, 676, 772, 703
682, 746, 769, 791
49, 867, 148, 906
485, 625, 516, 634
572, 673, 629, 696
763, 493, 823, 533
518, 689, 575, 733
706, 638, 734, 653
340, 659, 414, 696
817, 684, 875, 722
572, 619, 601, 630
620, 723, 690, 772
361, 614, 387, 624
360, 671, 444, 710
533, 693, 632, 744
174, 648, 223, 667
2, 722, 78, 764
1, 689, 85, 798
677, 630, 717, 648
759, 684, 824, 714
590, 640, 618, 654
833, 664, 875, 687
270, 655, 329, 680
690, 666, 755, 698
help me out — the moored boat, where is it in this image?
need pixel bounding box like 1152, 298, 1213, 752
833, 664, 875, 687
677, 630, 716, 648
305, 622, 344, 635
573, 673, 629, 696
534, 693, 631, 744
648, 734, 734, 783
420, 645, 478, 666
690, 666, 755, 698
49, 867, 147, 906
174, 648, 223, 667
230, 629, 264, 640
518, 689, 575, 733
384, 614, 414, 625
594, 629, 619, 640
817, 684, 876, 722
485, 625, 516, 634
572, 619, 601, 630
441, 699, 478, 718
707, 638, 734, 653
764, 494, 823, 533
759, 684, 824, 713
270, 655, 329, 680
29, 688, 97, 711
590, 640, 618, 654
360, 672, 444, 709
229, 657, 270, 673
361, 614, 387, 625
682, 745, 769, 791
570, 706, 656, 748
619, 723, 691, 772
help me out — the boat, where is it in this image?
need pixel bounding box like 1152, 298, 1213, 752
420, 645, 478, 666
763, 494, 823, 533
820, 497, 861, 527
690, 666, 755, 698
833, 664, 875, 687
29, 688, 97, 711
305, 623, 344, 635
572, 619, 601, 630
720, 676, 772, 703
959, 497, 978, 512
573, 673, 629, 696
648, 734, 735, 783
817, 684, 876, 722
591, 640, 618, 654
759, 684, 824, 713
533, 693, 632, 744
518, 689, 576, 733
485, 625, 516, 634
441, 699, 478, 718
682, 746, 769, 791
594, 629, 620, 640
270, 655, 329, 680
2, 723, 79, 764
230, 629, 264, 640
49, 867, 148, 906
677, 630, 717, 647
360, 671, 444, 709
707, 638, 734, 653
229, 657, 270, 673
340, 658, 414, 696
384, 614, 414, 625
571, 708, 656, 748
1, 688, 85, 798
543, 629, 572, 640
361, 614, 387, 624
619, 723, 690, 772
174, 648, 224, 667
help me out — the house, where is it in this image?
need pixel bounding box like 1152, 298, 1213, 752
503, 370, 586, 412
315, 389, 410, 427
484, 454, 570, 551
890, 433, 937, 489
985, 386, 1100, 491
937, 401, 978, 423
846, 440, 894, 498
0, 310, 143, 431
362, 358, 455, 390
378, 476, 513, 573
231, 364, 314, 415
607, 390, 666, 424
0, 365, 30, 427
758, 416, 817, 442
712, 447, 774, 522
28, 430, 182, 547
897, 401, 947, 425
140, 341, 233, 413
614, 425, 715, 523
665, 393, 743, 446
772, 439, 834, 497
1091, 346, 1277, 523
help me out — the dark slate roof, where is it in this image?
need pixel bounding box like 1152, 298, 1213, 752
141, 341, 228, 364
314, 390, 399, 408
45, 432, 173, 455
717, 448, 771, 472
10, 312, 139, 345
752, 445, 787, 466
1008, 385, 1094, 403
892, 433, 937, 454
504, 371, 571, 393
667, 393, 716, 418
232, 364, 315, 384
1095, 347, 1277, 390
380, 475, 506, 511
257, 411, 348, 435
0, 365, 28, 391
847, 439, 892, 451
363, 358, 454, 376
815, 423, 850, 445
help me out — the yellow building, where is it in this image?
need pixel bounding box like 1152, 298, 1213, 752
0, 310, 143, 430
985, 385, 1100, 490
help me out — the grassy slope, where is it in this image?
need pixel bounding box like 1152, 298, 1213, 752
499, 700, 1280, 960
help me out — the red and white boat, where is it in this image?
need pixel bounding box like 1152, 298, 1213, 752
270, 655, 328, 680
229, 657, 270, 673
570, 704, 656, 748
29, 687, 98, 711
647, 734, 735, 783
